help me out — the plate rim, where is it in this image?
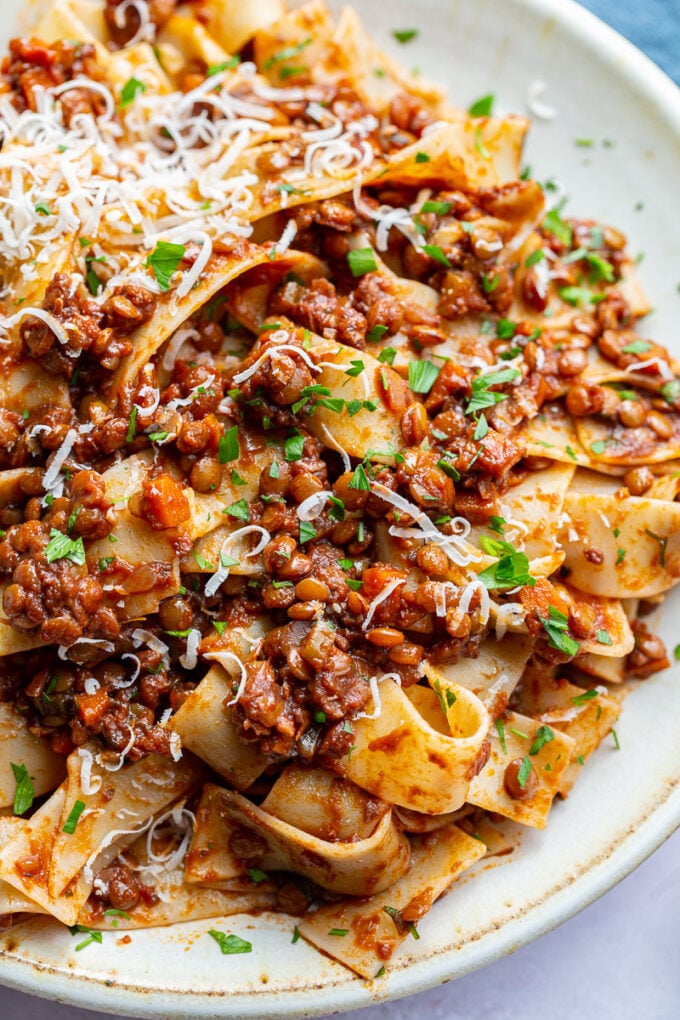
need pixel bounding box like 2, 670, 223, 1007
0, 0, 679, 1015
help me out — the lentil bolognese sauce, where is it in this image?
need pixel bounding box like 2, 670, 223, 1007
0, 0, 677, 977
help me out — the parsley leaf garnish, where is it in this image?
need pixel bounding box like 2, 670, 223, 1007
145, 241, 185, 291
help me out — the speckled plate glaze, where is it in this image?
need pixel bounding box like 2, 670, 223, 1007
0, 0, 679, 1016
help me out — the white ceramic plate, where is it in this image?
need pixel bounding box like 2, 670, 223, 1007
1, 0, 679, 1016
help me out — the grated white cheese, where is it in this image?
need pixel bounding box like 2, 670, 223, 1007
526, 80, 557, 120
204, 649, 248, 705
362, 577, 405, 631
232, 343, 319, 385
296, 490, 331, 521
179, 628, 201, 671
354, 672, 402, 721
204, 524, 270, 598
42, 428, 78, 495
77, 747, 103, 795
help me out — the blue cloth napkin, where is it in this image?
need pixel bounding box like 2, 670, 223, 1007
580, 0, 680, 84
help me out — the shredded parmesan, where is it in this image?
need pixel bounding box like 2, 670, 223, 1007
296, 491, 331, 521
131, 628, 170, 665
232, 343, 319, 385
146, 806, 195, 872
120, 652, 142, 683
204, 649, 248, 705
77, 747, 103, 795
162, 327, 200, 371
374, 482, 480, 567
526, 80, 557, 120
362, 577, 405, 631
42, 428, 77, 494
271, 218, 298, 256
58, 637, 115, 660
4, 306, 70, 345
354, 672, 402, 720
96, 727, 136, 772
204, 524, 270, 597
179, 627, 201, 670
494, 602, 526, 640
625, 356, 673, 380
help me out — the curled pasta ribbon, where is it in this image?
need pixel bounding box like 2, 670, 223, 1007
170, 663, 268, 791
186, 772, 410, 897
341, 676, 489, 815
560, 491, 680, 598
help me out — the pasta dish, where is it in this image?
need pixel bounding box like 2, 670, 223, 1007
0, 0, 678, 979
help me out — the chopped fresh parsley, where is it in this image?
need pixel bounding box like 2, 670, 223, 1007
208, 930, 252, 954
62, 799, 86, 834
347, 248, 378, 277
119, 77, 147, 108
495, 318, 517, 339
420, 200, 452, 216
223, 499, 250, 522
571, 688, 600, 706
474, 127, 490, 158
465, 367, 520, 415
558, 285, 603, 307
645, 528, 668, 567
284, 433, 306, 462
473, 414, 489, 441
145, 241, 185, 291
468, 93, 494, 117
543, 208, 573, 247
621, 339, 653, 355
45, 529, 86, 566
415, 151, 430, 163
516, 757, 533, 790
408, 360, 440, 394
495, 718, 507, 754
529, 725, 554, 756
377, 347, 397, 366
539, 605, 580, 657
349, 464, 371, 491
422, 244, 451, 267
206, 57, 240, 76
367, 324, 388, 343
478, 538, 535, 589
437, 455, 460, 481
125, 406, 137, 443
525, 248, 545, 267
247, 868, 268, 884
192, 551, 214, 571
433, 678, 457, 714
299, 521, 317, 544
71, 925, 103, 951
218, 425, 240, 463
392, 28, 418, 43
11, 762, 34, 815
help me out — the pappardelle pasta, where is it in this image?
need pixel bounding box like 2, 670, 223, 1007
0, 0, 678, 978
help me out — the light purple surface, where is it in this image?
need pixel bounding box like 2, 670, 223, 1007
0, 827, 678, 1019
